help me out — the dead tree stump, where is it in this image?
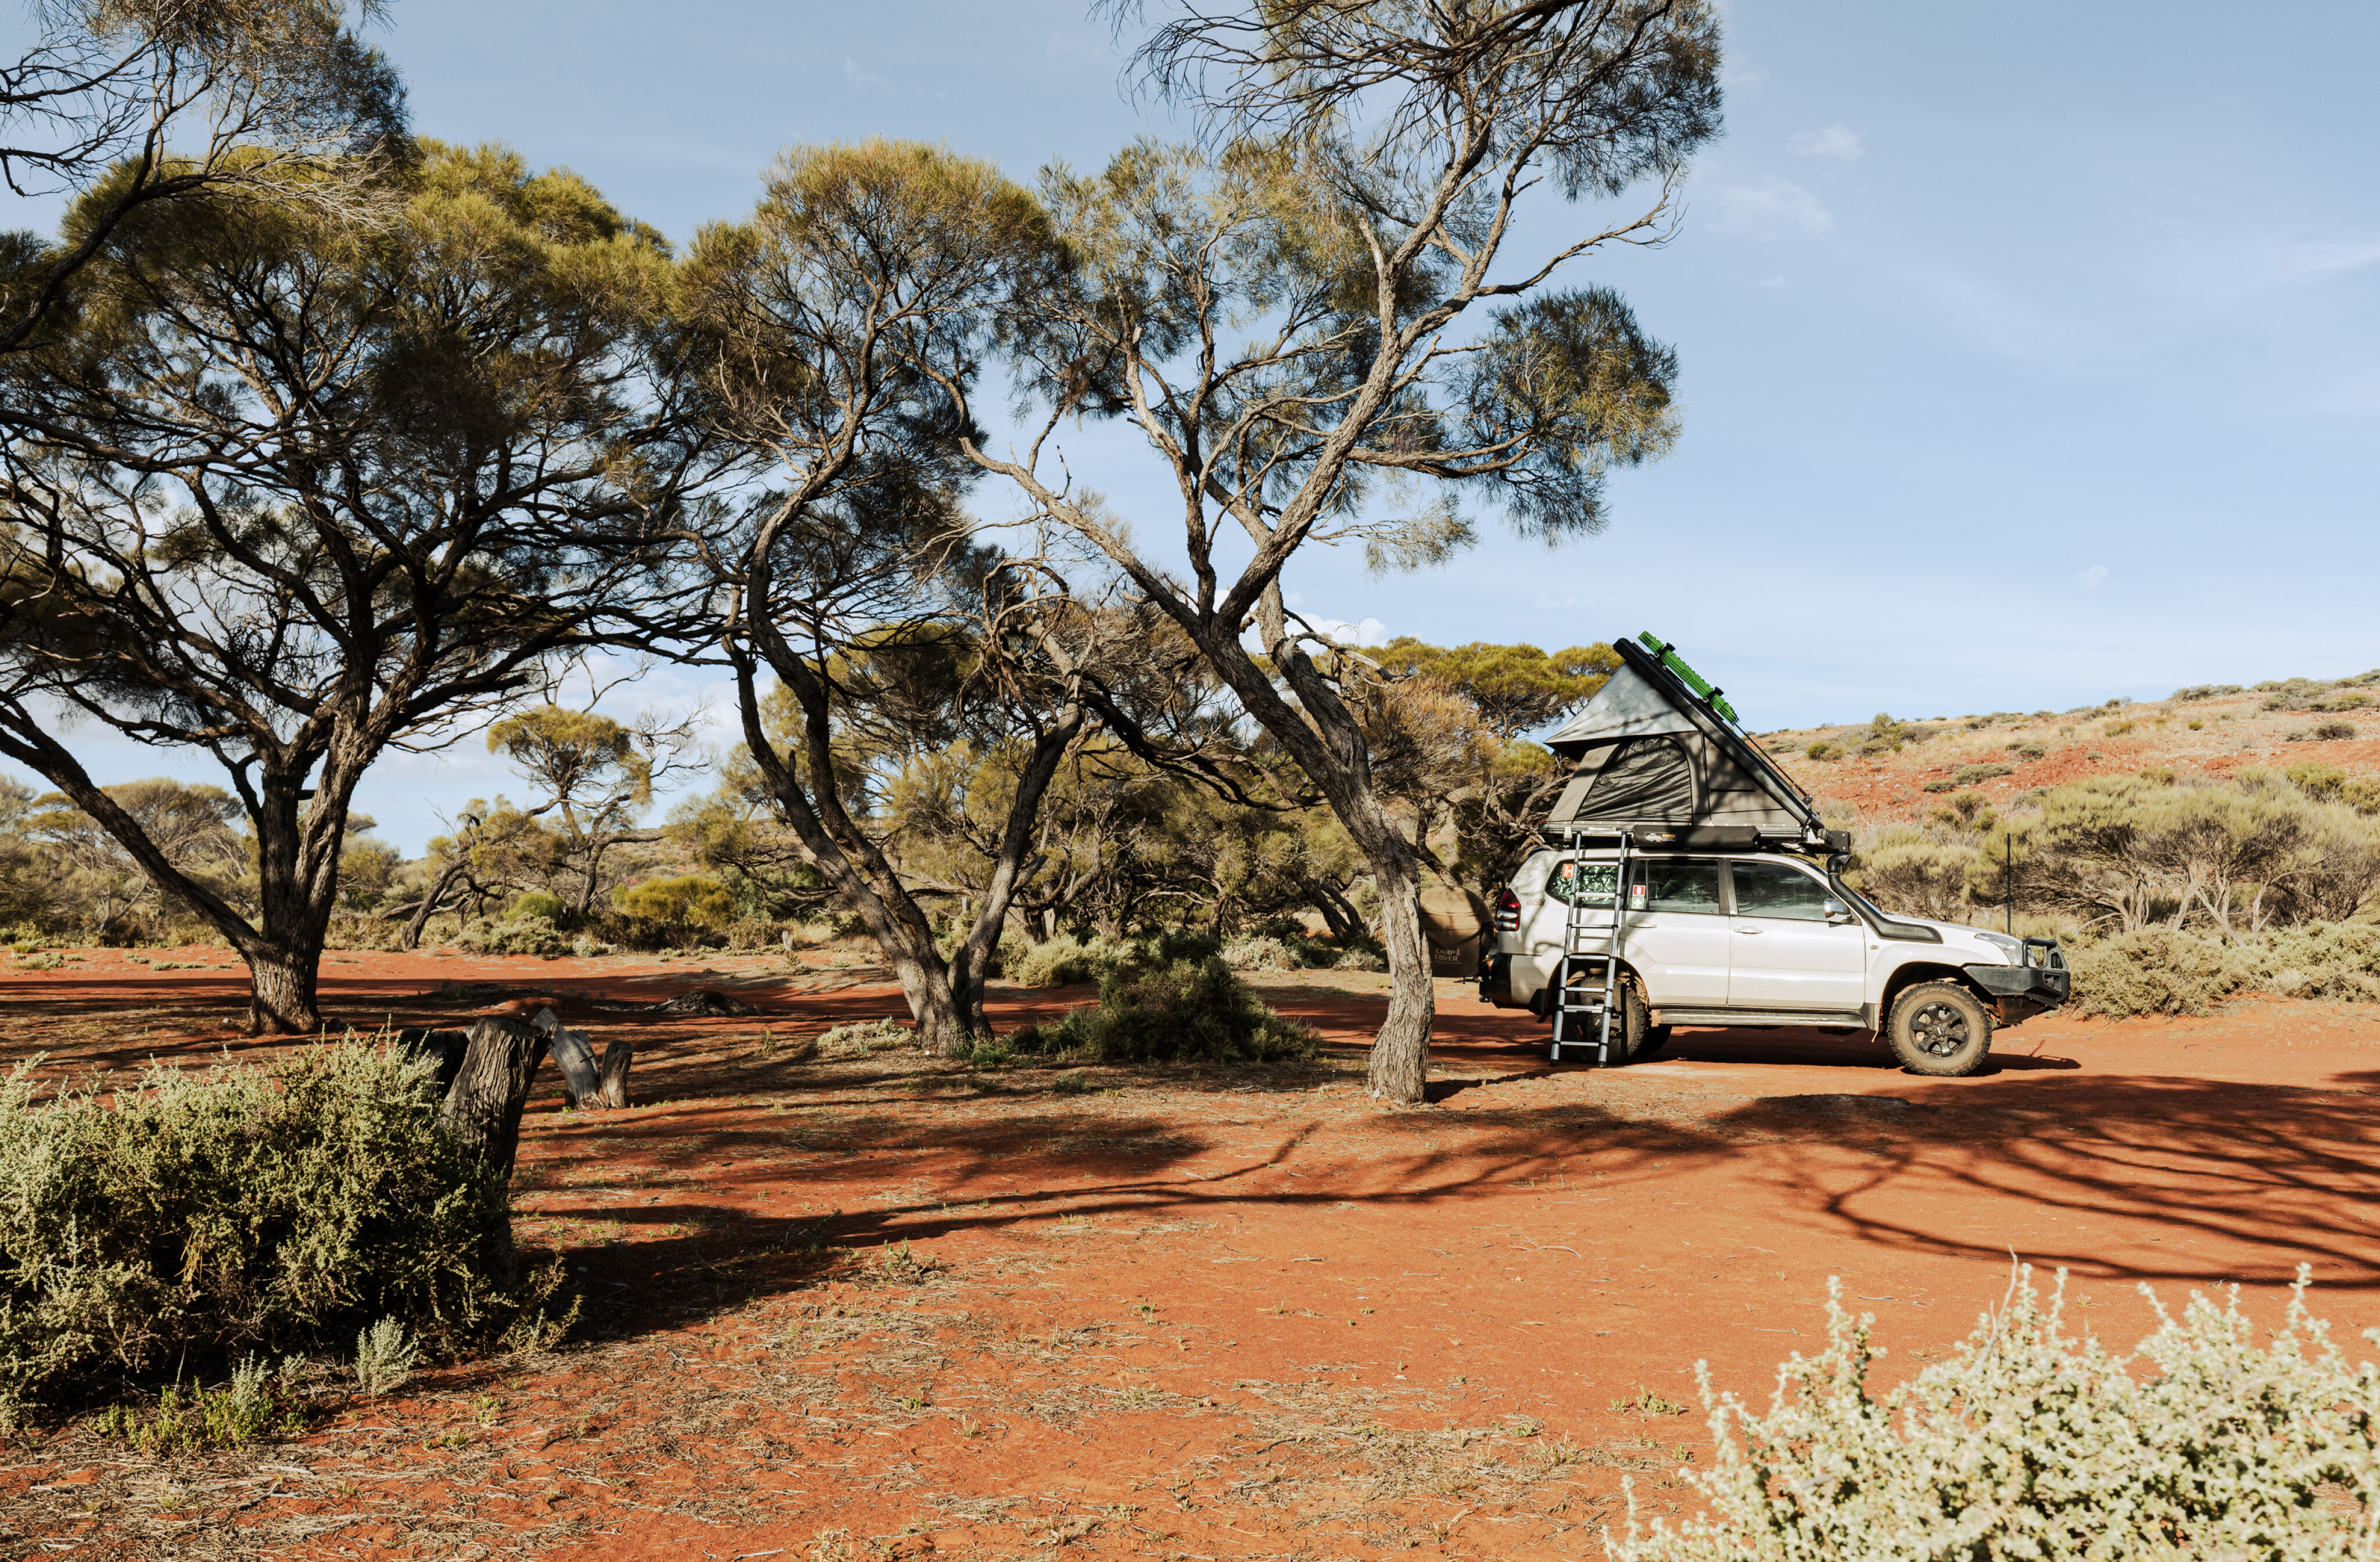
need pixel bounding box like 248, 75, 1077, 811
396, 1028, 471, 1097
439, 1016, 549, 1177
595, 1036, 634, 1109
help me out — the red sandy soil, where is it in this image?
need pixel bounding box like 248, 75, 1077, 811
2, 949, 2377, 1560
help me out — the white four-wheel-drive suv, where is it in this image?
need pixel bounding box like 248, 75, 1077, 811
1478, 843, 2069, 1076
1477, 632, 2070, 1076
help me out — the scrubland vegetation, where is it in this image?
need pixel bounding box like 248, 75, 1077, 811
1, 2, 2376, 1552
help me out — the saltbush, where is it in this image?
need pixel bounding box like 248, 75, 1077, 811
1609, 1266, 2379, 1561
1221, 934, 1302, 972
1802, 741, 1840, 761
1330, 945, 1388, 972
1009, 950, 1318, 1064
1952, 762, 2013, 785
2064, 922, 2380, 1016
1008, 933, 1102, 988
2314, 719, 2360, 741
0, 1043, 528, 1425
816, 1017, 912, 1056
454, 913, 567, 957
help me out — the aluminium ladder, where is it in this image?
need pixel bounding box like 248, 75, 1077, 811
1550, 825, 1631, 1065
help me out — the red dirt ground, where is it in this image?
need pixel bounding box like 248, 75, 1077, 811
3, 948, 2377, 1560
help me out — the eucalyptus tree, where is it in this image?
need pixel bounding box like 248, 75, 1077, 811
0, 0, 408, 356
0, 143, 709, 1031
952, 0, 1721, 1099
682, 139, 1106, 1054
485, 705, 696, 920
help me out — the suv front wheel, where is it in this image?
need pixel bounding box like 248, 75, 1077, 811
1886, 982, 1994, 1076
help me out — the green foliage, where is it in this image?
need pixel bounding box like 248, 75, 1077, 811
1975, 768, 2380, 935
353, 1316, 420, 1398
0, 1043, 525, 1423
1802, 741, 1840, 762
2064, 922, 2380, 1016
508, 891, 566, 923
614, 874, 737, 936
454, 913, 566, 957
2006, 739, 2046, 760
1610, 1267, 2379, 1561
1952, 762, 2013, 785
2105, 719, 2138, 737
1854, 827, 1980, 924
95, 1355, 306, 1453
2314, 719, 2360, 741
1009, 949, 1318, 1065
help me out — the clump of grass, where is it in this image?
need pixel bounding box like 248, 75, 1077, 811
96, 1355, 305, 1453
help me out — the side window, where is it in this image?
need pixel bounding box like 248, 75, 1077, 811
1638, 859, 1723, 914
1728, 860, 1830, 922
1546, 859, 1618, 907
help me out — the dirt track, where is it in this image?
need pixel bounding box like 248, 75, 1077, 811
3, 949, 2376, 1560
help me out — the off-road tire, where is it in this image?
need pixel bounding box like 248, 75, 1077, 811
1886, 982, 1993, 1076
1634, 1023, 1673, 1060
1552, 968, 1644, 1064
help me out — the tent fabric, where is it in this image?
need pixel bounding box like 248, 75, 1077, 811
1544, 664, 1695, 756
1542, 660, 1808, 834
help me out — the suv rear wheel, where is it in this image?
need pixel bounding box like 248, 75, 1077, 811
1886, 982, 1993, 1076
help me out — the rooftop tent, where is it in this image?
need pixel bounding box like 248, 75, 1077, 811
1540, 636, 1840, 850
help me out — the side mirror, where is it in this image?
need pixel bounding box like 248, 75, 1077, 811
1823, 899, 1854, 924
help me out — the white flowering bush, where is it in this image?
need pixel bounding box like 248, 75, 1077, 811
1610, 1266, 2378, 1560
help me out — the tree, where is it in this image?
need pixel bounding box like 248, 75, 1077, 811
485, 705, 694, 920
23, 777, 249, 936
0, 0, 407, 357
0, 143, 710, 1030
956, 1, 1719, 1098
1370, 638, 1616, 888
681, 140, 1101, 1055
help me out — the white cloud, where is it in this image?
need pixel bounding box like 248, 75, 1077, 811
1712, 178, 1831, 240
2157, 232, 2380, 306
2077, 564, 2108, 589
1787, 124, 1863, 162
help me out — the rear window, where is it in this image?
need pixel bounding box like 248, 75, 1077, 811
1546, 859, 1618, 907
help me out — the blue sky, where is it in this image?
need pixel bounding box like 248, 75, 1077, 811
8, 1, 2377, 851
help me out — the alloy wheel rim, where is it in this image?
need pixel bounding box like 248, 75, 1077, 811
1912, 1002, 1966, 1056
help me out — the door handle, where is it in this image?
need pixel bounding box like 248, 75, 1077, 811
1733, 927, 1762, 935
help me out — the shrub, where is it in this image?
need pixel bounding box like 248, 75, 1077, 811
454, 914, 567, 957
613, 874, 736, 936
2172, 682, 2243, 701
2314, 719, 2360, 741
1920, 778, 1958, 794
2261, 677, 2333, 712
2005, 739, 2046, 760
508, 891, 567, 924
1009, 952, 1318, 1065
1802, 741, 1840, 761
1009, 934, 1100, 988
353, 1317, 419, 1397
817, 1017, 911, 1057
1855, 827, 1980, 924
1331, 945, 1387, 972
2103, 719, 2137, 737
1953, 762, 2013, 785
1610, 1266, 2379, 1561
0, 1043, 528, 1423
2187, 719, 2204, 730
1221, 935, 1302, 972
2066, 927, 2253, 1017
96, 1354, 305, 1453
2320, 692, 2375, 712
